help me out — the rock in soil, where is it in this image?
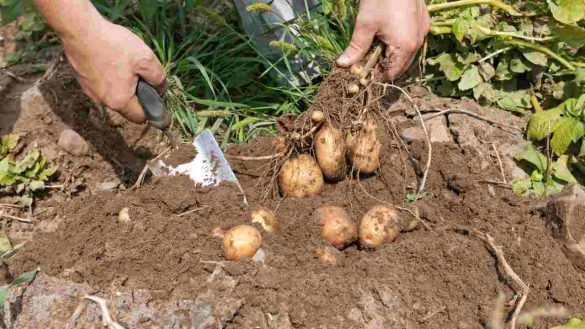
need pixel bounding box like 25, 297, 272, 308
58, 129, 90, 156
545, 185, 585, 271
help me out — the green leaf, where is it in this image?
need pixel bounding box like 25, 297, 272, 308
551, 117, 581, 155
512, 178, 532, 195
551, 24, 585, 49
514, 144, 547, 172
0, 235, 12, 254
453, 17, 472, 42
28, 180, 45, 192
552, 155, 577, 183
430, 53, 464, 81
11, 267, 39, 286
478, 62, 496, 81
496, 90, 531, 112
510, 57, 531, 74
0, 287, 8, 310
527, 106, 564, 140
551, 317, 585, 329
547, 0, 585, 25
580, 139, 585, 157
38, 167, 57, 181
522, 50, 548, 66
495, 57, 514, 81
458, 66, 482, 91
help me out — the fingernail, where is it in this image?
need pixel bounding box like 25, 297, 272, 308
336, 53, 350, 66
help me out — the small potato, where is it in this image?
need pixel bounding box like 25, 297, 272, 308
347, 84, 360, 94
222, 225, 262, 261
359, 204, 400, 248
317, 205, 357, 249
251, 206, 277, 234
347, 118, 381, 175
314, 125, 346, 181
314, 246, 343, 266
311, 110, 325, 123
279, 154, 324, 198
350, 65, 363, 76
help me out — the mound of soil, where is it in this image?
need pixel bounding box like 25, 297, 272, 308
9, 130, 585, 328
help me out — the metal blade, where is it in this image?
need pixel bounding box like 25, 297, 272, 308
153, 129, 247, 204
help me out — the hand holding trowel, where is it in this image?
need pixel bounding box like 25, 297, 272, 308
135, 79, 247, 204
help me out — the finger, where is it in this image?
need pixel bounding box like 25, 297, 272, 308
135, 53, 167, 94
337, 22, 376, 67
117, 95, 147, 123
384, 44, 418, 81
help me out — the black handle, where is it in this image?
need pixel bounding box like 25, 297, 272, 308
136, 79, 171, 130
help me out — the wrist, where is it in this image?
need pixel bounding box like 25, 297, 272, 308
34, 0, 106, 41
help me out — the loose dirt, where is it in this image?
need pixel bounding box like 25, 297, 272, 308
9, 131, 585, 328
2, 54, 584, 328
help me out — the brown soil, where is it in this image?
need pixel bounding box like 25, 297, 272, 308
3, 45, 584, 328
162, 142, 198, 167
10, 131, 585, 328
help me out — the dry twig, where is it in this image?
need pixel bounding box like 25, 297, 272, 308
65, 299, 88, 329
84, 295, 125, 329
474, 231, 529, 329
492, 142, 507, 183
177, 206, 208, 217
422, 109, 520, 134
378, 83, 432, 198
0, 212, 34, 223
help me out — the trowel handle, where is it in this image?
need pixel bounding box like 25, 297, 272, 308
136, 78, 171, 130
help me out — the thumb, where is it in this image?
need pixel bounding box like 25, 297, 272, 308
337, 24, 375, 68
118, 95, 147, 123
135, 54, 167, 94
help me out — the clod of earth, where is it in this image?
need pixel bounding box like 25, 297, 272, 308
545, 185, 585, 271
57, 129, 90, 156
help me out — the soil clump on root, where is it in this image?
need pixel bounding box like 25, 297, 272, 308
9, 128, 585, 328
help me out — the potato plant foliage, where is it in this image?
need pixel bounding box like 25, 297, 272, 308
0, 135, 57, 206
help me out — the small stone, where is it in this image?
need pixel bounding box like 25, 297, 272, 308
402, 114, 452, 144
252, 248, 266, 265
118, 207, 130, 222
58, 129, 90, 156
99, 181, 119, 191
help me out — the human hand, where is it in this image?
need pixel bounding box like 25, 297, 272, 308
60, 18, 166, 123
336, 0, 430, 81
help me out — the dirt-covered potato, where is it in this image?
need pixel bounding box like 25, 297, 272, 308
317, 205, 357, 249
346, 118, 381, 174
222, 225, 262, 260
251, 206, 277, 234
279, 154, 324, 198
314, 124, 346, 181
359, 204, 400, 248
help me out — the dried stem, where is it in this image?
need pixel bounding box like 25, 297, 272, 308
427, 0, 522, 17
0, 213, 34, 223
473, 231, 530, 329
491, 142, 507, 183
84, 295, 125, 329
378, 83, 432, 198
422, 109, 520, 134
360, 44, 383, 81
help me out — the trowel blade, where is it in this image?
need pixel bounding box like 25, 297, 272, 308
152, 130, 247, 204
166, 130, 238, 186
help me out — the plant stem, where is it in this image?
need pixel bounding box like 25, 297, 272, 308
476, 26, 552, 42
506, 39, 575, 70
427, 0, 522, 16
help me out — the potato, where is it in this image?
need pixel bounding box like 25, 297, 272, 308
314, 125, 346, 181
346, 119, 381, 174
359, 204, 400, 248
222, 225, 262, 261
311, 110, 325, 123
279, 154, 324, 198
251, 206, 277, 234
314, 246, 343, 266
317, 205, 357, 249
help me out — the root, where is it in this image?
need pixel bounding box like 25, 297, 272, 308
0, 212, 34, 223
360, 44, 384, 81
422, 109, 521, 134
491, 142, 507, 184
377, 83, 432, 198
84, 295, 125, 329
473, 231, 530, 329
228, 153, 286, 161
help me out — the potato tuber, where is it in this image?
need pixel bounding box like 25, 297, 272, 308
314, 124, 346, 181
279, 154, 324, 197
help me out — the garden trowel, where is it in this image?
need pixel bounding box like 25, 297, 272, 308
136, 79, 247, 204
